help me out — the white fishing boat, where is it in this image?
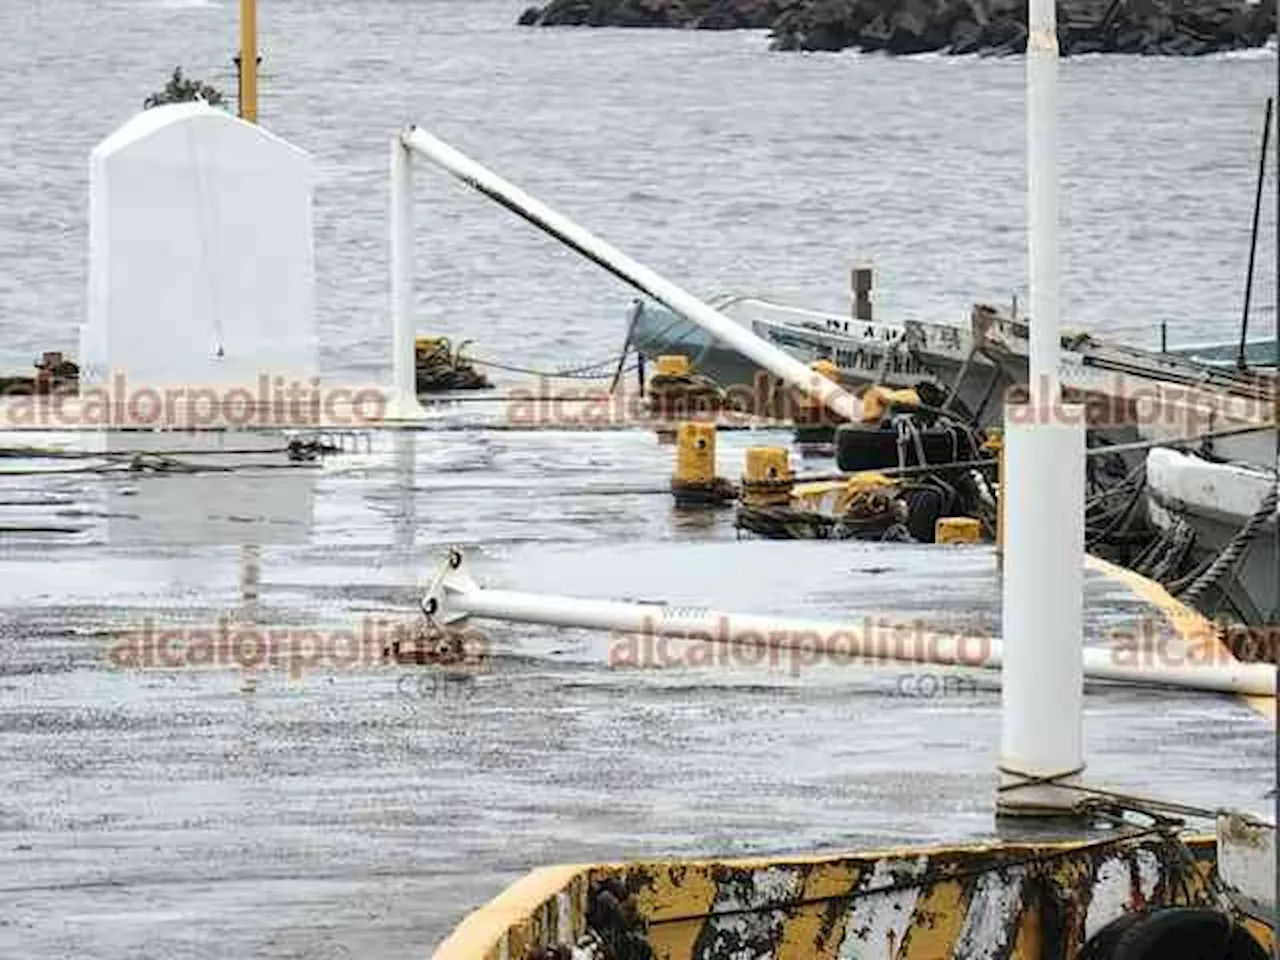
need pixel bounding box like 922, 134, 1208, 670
629, 296, 1275, 436
1135, 96, 1277, 625
1165, 334, 1277, 370
1143, 447, 1278, 623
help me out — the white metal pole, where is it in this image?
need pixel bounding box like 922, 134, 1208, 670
399, 126, 862, 425
1026, 0, 1060, 407
997, 0, 1087, 816
389, 136, 427, 421
999, 411, 1087, 814
421, 555, 1276, 697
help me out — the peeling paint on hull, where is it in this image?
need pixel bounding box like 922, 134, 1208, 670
432, 835, 1275, 960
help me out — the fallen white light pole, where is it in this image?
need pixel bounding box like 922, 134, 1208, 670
419, 551, 1277, 698
397, 125, 862, 425
997, 0, 1086, 816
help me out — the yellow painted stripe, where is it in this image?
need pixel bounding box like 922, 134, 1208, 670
1085, 554, 1275, 720
1008, 904, 1042, 960
897, 876, 969, 960
612, 835, 1208, 878
1241, 915, 1276, 953
776, 862, 862, 960
633, 864, 719, 960
430, 833, 1229, 960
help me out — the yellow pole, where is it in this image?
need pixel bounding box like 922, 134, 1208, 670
239, 0, 258, 122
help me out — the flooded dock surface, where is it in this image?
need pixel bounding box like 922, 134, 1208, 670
0, 426, 1271, 959
0, 3, 1274, 952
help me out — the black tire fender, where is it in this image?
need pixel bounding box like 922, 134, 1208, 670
1079, 908, 1269, 960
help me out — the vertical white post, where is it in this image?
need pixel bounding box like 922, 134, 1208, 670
389, 132, 426, 421
997, 0, 1086, 816
998, 409, 1086, 814
1026, 0, 1059, 407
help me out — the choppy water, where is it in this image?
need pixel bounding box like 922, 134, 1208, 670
0, 3, 1276, 958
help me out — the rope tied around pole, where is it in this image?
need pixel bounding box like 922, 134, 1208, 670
996, 763, 1086, 795
999, 764, 1274, 826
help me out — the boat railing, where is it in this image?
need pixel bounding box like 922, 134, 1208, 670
713, 295, 910, 337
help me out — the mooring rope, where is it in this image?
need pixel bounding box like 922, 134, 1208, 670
466, 353, 637, 380
1177, 482, 1280, 607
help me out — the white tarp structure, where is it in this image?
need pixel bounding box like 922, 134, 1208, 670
81, 102, 318, 401
82, 103, 318, 545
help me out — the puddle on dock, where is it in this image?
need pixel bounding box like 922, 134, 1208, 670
0, 427, 1272, 959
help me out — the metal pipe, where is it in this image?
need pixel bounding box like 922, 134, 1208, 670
238, 0, 258, 123
1237, 97, 1273, 370
420, 551, 1276, 697
388, 137, 427, 420
399, 126, 862, 424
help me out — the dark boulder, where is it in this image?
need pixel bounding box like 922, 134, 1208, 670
770, 0, 862, 50
948, 18, 985, 52
692, 0, 776, 28
884, 0, 951, 53
1112, 27, 1147, 51
531, 0, 594, 24
857, 12, 892, 49
527, 0, 1277, 57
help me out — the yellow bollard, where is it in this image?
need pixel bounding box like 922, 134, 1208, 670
674, 422, 716, 487
654, 354, 691, 378
811, 358, 839, 381
671, 422, 735, 505
650, 354, 723, 421
741, 447, 793, 507
936, 517, 982, 545
860, 385, 921, 424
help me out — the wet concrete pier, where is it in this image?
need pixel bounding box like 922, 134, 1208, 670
0, 425, 1271, 959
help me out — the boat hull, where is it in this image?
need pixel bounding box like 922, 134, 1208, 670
630, 299, 1006, 426
431, 833, 1273, 960
629, 298, 1274, 443
1145, 448, 1279, 622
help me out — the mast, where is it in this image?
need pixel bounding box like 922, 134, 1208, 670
1237, 98, 1273, 370
239, 0, 258, 123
